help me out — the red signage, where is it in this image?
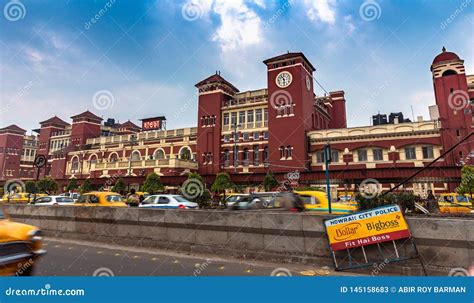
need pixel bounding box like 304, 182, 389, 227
141, 117, 166, 131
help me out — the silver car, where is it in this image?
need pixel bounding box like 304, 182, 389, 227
139, 195, 198, 209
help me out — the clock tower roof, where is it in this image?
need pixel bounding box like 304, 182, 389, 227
263, 52, 315, 71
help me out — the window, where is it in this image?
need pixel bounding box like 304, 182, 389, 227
253, 132, 260, 140
286, 146, 293, 159
231, 112, 237, 125
223, 113, 229, 125
243, 133, 249, 141
180, 147, 191, 160
331, 150, 339, 163
316, 151, 325, 163
239, 111, 245, 124
263, 146, 269, 163
422, 146, 434, 159
279, 146, 285, 159
253, 145, 259, 165
358, 149, 368, 162
157, 196, 170, 204
223, 135, 230, 143
256, 109, 262, 123
263, 132, 269, 140
247, 110, 254, 127
109, 153, 118, 162
131, 151, 141, 161
224, 149, 230, 166
405, 147, 416, 160
206, 153, 213, 164
242, 148, 249, 166
373, 148, 383, 161
154, 149, 165, 160
71, 157, 79, 171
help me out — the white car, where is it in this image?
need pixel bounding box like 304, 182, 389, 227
59, 192, 80, 201
32, 196, 75, 206
139, 195, 198, 209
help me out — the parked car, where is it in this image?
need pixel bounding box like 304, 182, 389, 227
438, 193, 474, 214
0, 205, 46, 276
294, 190, 358, 214
1, 193, 46, 204
74, 192, 127, 207
30, 196, 75, 206
59, 192, 80, 202
139, 195, 198, 209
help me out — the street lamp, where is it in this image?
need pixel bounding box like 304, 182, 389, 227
127, 134, 138, 176
232, 123, 241, 173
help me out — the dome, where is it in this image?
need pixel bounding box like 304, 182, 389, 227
432, 47, 460, 65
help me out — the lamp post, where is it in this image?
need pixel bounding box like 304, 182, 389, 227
232, 123, 241, 173
324, 144, 332, 214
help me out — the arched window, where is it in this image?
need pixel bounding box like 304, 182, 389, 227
243, 148, 249, 166
279, 146, 285, 159
71, 156, 79, 172
263, 146, 269, 163
180, 147, 192, 160
89, 155, 98, 164
109, 153, 119, 163
442, 69, 457, 77
154, 149, 165, 160
286, 146, 293, 159
131, 150, 141, 161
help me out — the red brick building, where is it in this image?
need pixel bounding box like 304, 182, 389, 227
1, 48, 472, 195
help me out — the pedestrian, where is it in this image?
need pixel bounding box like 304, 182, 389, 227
426, 190, 439, 214
126, 188, 140, 207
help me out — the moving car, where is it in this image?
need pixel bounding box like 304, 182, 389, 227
1, 193, 46, 204
30, 196, 75, 206
74, 192, 127, 207
438, 193, 474, 214
139, 195, 198, 209
0, 205, 46, 276
224, 194, 250, 207
294, 190, 358, 214
59, 192, 80, 201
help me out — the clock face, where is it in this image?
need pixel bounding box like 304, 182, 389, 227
306, 75, 311, 91
276, 71, 292, 88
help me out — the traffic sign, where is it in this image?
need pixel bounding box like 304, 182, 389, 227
33, 154, 47, 168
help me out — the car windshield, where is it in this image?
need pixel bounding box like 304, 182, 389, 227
174, 195, 190, 202
142, 196, 155, 204
56, 197, 74, 203
105, 195, 124, 202
456, 196, 470, 202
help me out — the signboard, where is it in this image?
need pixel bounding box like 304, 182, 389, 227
324, 205, 411, 251
141, 116, 166, 131
33, 154, 47, 168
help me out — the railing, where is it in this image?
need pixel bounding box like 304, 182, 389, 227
89, 158, 196, 170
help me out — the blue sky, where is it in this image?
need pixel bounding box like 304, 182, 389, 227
1, 0, 473, 132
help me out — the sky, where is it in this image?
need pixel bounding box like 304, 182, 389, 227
0, 0, 473, 132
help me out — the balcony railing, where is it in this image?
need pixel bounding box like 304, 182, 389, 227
90, 158, 197, 171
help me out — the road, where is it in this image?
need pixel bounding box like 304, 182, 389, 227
35, 238, 349, 277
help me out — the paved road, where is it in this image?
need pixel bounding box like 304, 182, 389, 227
35, 238, 346, 276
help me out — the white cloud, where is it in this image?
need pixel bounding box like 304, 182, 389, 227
304, 0, 336, 25
211, 0, 263, 52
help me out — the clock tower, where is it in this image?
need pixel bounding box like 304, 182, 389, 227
263, 52, 316, 173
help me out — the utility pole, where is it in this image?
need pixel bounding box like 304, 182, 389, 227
324, 144, 332, 214
232, 123, 240, 173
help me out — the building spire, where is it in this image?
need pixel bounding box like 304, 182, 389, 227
442, 46, 446, 52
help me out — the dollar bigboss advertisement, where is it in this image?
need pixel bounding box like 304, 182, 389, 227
325, 205, 411, 251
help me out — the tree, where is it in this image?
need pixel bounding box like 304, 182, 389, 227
112, 177, 126, 194
187, 172, 203, 182
263, 171, 279, 191
36, 177, 58, 194
25, 181, 37, 194
141, 172, 164, 194
65, 178, 79, 192
79, 179, 93, 194
211, 172, 233, 203
456, 166, 474, 197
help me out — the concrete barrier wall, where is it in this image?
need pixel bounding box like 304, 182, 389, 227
5, 205, 473, 276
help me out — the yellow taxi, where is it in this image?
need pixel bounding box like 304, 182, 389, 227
438, 193, 474, 214
0, 205, 46, 276
295, 190, 359, 214
75, 192, 127, 207
1, 193, 47, 204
